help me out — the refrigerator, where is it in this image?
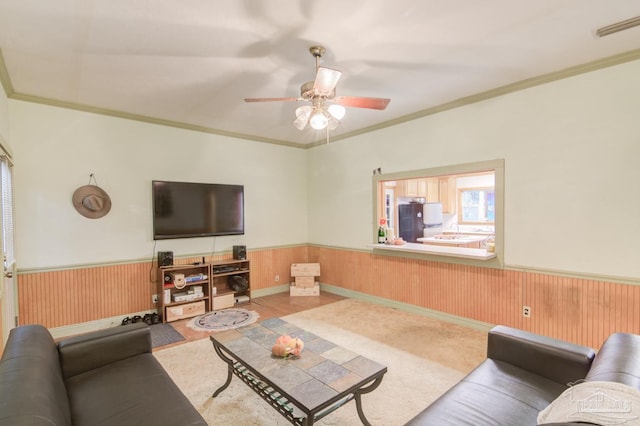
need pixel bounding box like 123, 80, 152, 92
423, 202, 444, 237
398, 203, 425, 243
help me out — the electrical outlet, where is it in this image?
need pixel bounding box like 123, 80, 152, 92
152, 294, 159, 304
523, 305, 531, 318
275, 275, 280, 282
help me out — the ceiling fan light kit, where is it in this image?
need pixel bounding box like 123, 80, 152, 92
309, 111, 329, 130
245, 45, 390, 133
328, 104, 346, 120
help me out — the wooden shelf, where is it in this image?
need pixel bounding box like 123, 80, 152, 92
164, 296, 210, 307
157, 259, 250, 323
163, 279, 208, 289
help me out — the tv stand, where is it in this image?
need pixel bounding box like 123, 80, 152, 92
157, 259, 251, 323
211, 259, 251, 310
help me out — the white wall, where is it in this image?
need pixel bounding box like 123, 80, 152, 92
308, 59, 640, 280
9, 101, 308, 269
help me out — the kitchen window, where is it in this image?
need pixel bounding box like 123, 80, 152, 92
459, 187, 495, 224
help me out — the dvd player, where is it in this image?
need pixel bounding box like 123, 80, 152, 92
213, 265, 236, 274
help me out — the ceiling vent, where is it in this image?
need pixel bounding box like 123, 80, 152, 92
596, 16, 640, 37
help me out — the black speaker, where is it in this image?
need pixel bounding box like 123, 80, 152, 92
157, 251, 173, 267
233, 245, 246, 260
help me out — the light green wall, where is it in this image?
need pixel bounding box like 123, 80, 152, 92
308, 59, 640, 280
7, 59, 640, 280
9, 101, 308, 269
0, 85, 10, 154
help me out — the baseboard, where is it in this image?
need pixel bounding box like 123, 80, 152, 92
48, 309, 156, 339
251, 284, 290, 298
50, 283, 493, 339
319, 283, 495, 332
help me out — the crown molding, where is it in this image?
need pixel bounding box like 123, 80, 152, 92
0, 48, 15, 98
307, 48, 640, 148
3, 48, 639, 149
9, 91, 306, 149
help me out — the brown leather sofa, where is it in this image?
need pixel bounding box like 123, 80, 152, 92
0, 323, 207, 426
406, 325, 640, 425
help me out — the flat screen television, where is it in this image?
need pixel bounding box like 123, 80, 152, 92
152, 180, 244, 240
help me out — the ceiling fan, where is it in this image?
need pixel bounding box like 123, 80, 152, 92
245, 46, 391, 131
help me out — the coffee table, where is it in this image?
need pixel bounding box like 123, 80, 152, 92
210, 318, 387, 425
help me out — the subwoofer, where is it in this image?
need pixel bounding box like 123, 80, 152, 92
233, 245, 246, 260
157, 251, 173, 267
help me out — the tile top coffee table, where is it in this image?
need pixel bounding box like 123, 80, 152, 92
210, 318, 387, 426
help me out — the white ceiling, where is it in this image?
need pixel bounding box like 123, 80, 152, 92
1, 1, 639, 146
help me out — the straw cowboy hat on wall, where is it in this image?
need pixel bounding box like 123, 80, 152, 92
72, 182, 112, 219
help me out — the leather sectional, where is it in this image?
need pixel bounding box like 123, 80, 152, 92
407, 325, 640, 425
0, 323, 206, 425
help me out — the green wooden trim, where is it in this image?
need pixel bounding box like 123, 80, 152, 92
318, 284, 494, 332
3, 49, 639, 147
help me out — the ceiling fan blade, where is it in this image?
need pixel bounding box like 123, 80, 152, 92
244, 97, 299, 103
334, 96, 391, 110
314, 67, 342, 95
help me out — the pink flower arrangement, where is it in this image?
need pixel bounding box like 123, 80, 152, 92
271, 335, 305, 358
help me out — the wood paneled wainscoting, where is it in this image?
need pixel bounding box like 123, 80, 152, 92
309, 246, 640, 349
17, 246, 308, 331
17, 244, 639, 349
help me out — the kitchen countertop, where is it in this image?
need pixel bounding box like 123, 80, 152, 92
370, 242, 496, 260
443, 230, 494, 236
418, 235, 488, 246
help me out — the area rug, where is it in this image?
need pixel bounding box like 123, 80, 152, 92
149, 322, 185, 348
154, 298, 488, 425
187, 308, 260, 331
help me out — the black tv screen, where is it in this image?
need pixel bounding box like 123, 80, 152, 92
152, 180, 244, 240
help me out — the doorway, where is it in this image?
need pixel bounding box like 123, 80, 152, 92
0, 152, 16, 344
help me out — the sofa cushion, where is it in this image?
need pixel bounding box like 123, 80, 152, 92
406, 359, 568, 426
64, 352, 206, 426
488, 325, 595, 386
58, 322, 151, 379
0, 325, 72, 425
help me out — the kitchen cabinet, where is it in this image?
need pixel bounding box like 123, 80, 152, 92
423, 177, 456, 212
394, 176, 456, 212
405, 179, 418, 196
439, 177, 457, 214
403, 178, 428, 198
426, 178, 439, 202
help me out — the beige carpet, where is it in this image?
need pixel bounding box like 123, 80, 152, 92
153, 299, 488, 425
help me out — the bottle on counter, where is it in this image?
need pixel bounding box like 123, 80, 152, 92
378, 226, 386, 244
378, 218, 387, 244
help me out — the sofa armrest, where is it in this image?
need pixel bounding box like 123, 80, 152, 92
57, 323, 151, 379
487, 325, 595, 385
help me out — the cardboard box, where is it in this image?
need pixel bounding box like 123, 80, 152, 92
290, 283, 320, 297
212, 293, 235, 310
165, 300, 205, 321
295, 276, 315, 288
291, 263, 320, 277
